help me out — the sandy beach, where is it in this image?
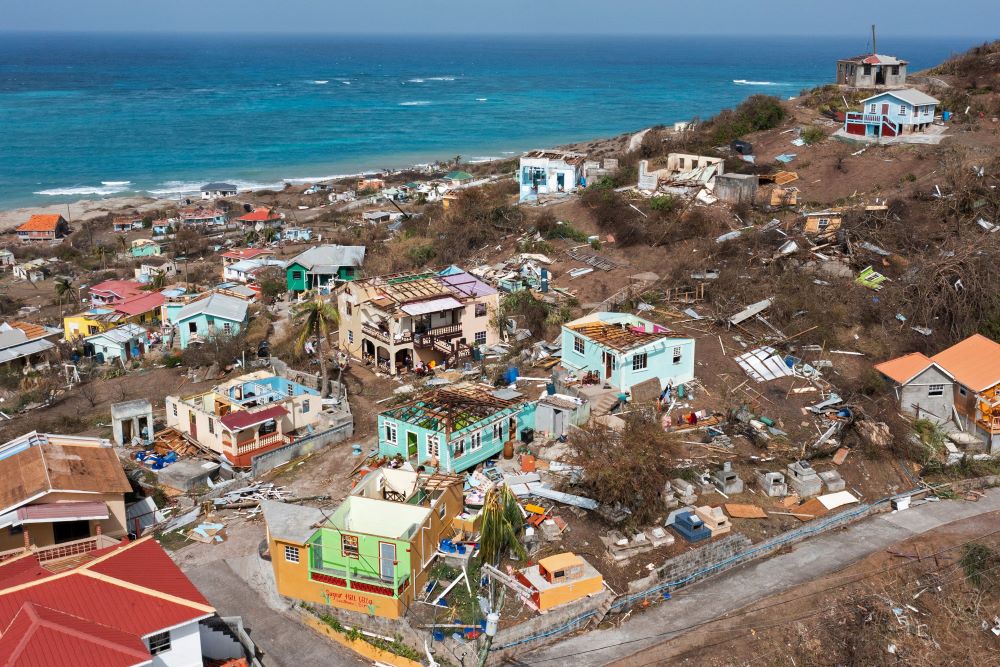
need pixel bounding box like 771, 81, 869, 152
0, 195, 176, 233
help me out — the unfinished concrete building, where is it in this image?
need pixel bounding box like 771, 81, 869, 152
714, 173, 758, 205
111, 399, 154, 447
637, 154, 724, 193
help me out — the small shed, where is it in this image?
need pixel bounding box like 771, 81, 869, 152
111, 398, 154, 446
534, 393, 589, 438
714, 173, 758, 205
803, 209, 844, 237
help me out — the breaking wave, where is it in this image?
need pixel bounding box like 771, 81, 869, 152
312, 80, 329, 84
427, 76, 456, 81
34, 182, 132, 196
476, 97, 488, 102
732, 79, 790, 86
407, 78, 425, 83
399, 100, 431, 106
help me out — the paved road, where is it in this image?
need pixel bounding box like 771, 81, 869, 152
185, 554, 365, 667
522, 489, 1000, 666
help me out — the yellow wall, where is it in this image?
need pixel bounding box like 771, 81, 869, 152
64, 311, 159, 341
537, 572, 604, 611
300, 612, 421, 667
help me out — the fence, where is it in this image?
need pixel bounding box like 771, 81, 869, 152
251, 418, 354, 476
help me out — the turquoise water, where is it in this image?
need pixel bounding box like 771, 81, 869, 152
0, 33, 982, 208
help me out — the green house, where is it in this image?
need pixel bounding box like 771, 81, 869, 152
286, 245, 366, 293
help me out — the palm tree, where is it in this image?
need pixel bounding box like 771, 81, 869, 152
54, 277, 74, 315
452, 155, 462, 168
146, 271, 168, 291
293, 296, 339, 398
479, 484, 526, 565
93, 245, 111, 270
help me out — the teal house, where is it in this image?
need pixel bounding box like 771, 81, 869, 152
129, 239, 162, 258
560, 312, 695, 393
286, 245, 366, 294
377, 383, 532, 473
171, 292, 250, 349
84, 324, 151, 364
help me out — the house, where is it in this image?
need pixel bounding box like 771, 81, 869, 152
560, 312, 696, 393
12, 257, 56, 282
15, 214, 69, 241
362, 210, 395, 224
64, 292, 164, 341
0, 321, 59, 371
237, 206, 282, 226
201, 182, 238, 199
112, 213, 143, 233
170, 292, 249, 349
179, 206, 227, 227
111, 399, 154, 446
0, 537, 252, 667
445, 170, 473, 186
129, 238, 161, 257
0, 249, 14, 271
151, 218, 174, 235
377, 383, 531, 472
262, 468, 464, 618
89, 279, 146, 307
85, 324, 151, 364
515, 552, 604, 612
519, 150, 586, 202
844, 88, 939, 139
534, 393, 590, 439
165, 371, 322, 467
222, 247, 276, 267
286, 245, 366, 294
337, 266, 498, 375
0, 431, 131, 554
637, 154, 724, 193
803, 209, 845, 238
224, 258, 287, 285
135, 256, 178, 282
836, 52, 908, 87
876, 334, 1000, 453
280, 227, 312, 242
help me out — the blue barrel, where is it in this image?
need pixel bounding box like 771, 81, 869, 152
432, 631, 445, 642
546, 382, 556, 395
943, 110, 951, 121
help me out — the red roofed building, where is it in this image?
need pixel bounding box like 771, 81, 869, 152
237, 207, 282, 225
836, 52, 908, 87
89, 279, 146, 307
15, 215, 70, 242
0, 537, 253, 667
221, 248, 276, 267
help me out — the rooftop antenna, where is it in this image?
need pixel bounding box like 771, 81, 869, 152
871, 24, 877, 55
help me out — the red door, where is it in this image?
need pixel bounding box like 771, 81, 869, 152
881, 103, 889, 115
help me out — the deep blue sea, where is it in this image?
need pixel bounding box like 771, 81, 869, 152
0, 33, 986, 208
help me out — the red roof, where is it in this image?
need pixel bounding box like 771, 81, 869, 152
220, 405, 288, 431
90, 280, 145, 301
114, 292, 165, 316
16, 215, 66, 233
237, 207, 281, 223
0, 602, 152, 667
0, 537, 214, 666
222, 248, 275, 261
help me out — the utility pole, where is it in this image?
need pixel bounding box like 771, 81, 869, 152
477, 612, 499, 667
871, 24, 877, 55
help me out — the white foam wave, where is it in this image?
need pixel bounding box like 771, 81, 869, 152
427, 76, 456, 81
399, 100, 432, 106
476, 98, 488, 102
469, 156, 502, 163
340, 80, 351, 85
312, 80, 329, 85
34, 183, 131, 196
145, 181, 205, 196
407, 78, 425, 83
732, 79, 789, 86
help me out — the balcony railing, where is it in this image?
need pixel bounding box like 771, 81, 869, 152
361, 324, 412, 346
846, 111, 886, 124
0, 533, 120, 563
235, 432, 288, 455
309, 563, 410, 598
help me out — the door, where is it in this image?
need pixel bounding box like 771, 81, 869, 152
189, 412, 198, 439
379, 542, 396, 581
53, 520, 91, 544
553, 409, 565, 437
406, 431, 417, 457
557, 173, 565, 191
881, 103, 889, 115
122, 419, 133, 443
188, 322, 198, 334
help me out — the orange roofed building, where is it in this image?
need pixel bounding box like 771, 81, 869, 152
15, 214, 70, 241
876, 334, 1000, 453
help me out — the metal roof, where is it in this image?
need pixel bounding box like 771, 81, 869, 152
261, 499, 327, 545
201, 182, 237, 191
85, 324, 148, 345
862, 88, 939, 106
400, 295, 463, 316
0, 338, 54, 364
175, 292, 249, 323
290, 245, 366, 271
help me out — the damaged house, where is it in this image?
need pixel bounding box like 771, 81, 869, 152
836, 52, 908, 88
519, 150, 586, 202
165, 371, 322, 467
560, 312, 695, 393
637, 153, 724, 197
262, 469, 464, 619
377, 383, 532, 473
337, 266, 499, 375
876, 334, 1000, 453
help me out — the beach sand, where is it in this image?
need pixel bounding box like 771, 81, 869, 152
0, 196, 172, 233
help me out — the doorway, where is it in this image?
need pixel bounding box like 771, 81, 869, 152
189, 412, 198, 439
604, 352, 612, 380
379, 542, 396, 582
881, 103, 889, 115
557, 173, 565, 191
122, 419, 133, 443
406, 431, 417, 458
53, 520, 91, 544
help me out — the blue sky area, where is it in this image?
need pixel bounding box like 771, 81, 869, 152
3, 1, 997, 37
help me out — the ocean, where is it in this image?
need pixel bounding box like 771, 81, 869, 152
0, 33, 985, 209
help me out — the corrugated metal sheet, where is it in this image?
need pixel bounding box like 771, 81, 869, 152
400, 296, 462, 316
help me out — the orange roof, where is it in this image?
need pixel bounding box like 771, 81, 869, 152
16, 215, 65, 233
538, 552, 583, 573
931, 334, 1000, 392
11, 321, 48, 340
237, 207, 281, 222
874, 352, 934, 385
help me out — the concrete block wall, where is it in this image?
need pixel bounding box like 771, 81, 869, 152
250, 421, 353, 476
306, 601, 424, 647
490, 590, 612, 663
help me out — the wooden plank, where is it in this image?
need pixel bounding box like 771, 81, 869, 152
724, 503, 768, 519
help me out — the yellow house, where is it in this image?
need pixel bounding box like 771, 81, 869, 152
63, 292, 164, 341
516, 552, 604, 611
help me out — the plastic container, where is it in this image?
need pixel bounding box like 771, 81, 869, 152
432, 631, 445, 642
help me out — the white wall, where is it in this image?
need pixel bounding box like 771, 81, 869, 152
199, 622, 243, 660
148, 621, 203, 667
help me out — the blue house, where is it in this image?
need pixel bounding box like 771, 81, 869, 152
280, 227, 313, 242
844, 88, 939, 139
85, 324, 151, 364
560, 312, 695, 393
376, 383, 532, 473
171, 292, 249, 349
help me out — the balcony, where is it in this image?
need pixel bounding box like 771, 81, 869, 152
309, 564, 410, 598
235, 431, 288, 455
846, 111, 886, 124
362, 324, 412, 346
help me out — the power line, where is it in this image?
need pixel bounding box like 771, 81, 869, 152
520, 525, 1000, 665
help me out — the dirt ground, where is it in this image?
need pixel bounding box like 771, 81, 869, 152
618, 509, 1000, 667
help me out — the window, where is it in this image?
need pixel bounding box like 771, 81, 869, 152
870, 103, 877, 113
469, 431, 483, 451
960, 387, 968, 396
284, 545, 300, 563
492, 422, 503, 441
632, 353, 648, 371
863, 64, 872, 76
475, 303, 487, 317
475, 331, 487, 346
928, 384, 945, 397
346, 302, 353, 317
172, 403, 178, 417
385, 422, 397, 444
891, 65, 900, 76
427, 434, 440, 457
453, 438, 465, 457
302, 399, 310, 413
672, 346, 682, 365
206, 316, 215, 326
147, 631, 171, 656
287, 383, 295, 396
438, 504, 447, 520
899, 105, 908, 116
292, 270, 303, 281
348, 330, 354, 344
208, 419, 215, 435
223, 322, 232, 335
342, 535, 359, 559
817, 218, 830, 230
9, 525, 23, 537
573, 336, 585, 354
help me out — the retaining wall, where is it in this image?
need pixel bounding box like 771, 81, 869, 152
251, 419, 353, 476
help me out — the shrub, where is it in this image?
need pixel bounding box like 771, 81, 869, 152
801, 126, 825, 145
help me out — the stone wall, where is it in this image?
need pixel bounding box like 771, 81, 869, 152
489, 590, 612, 664
250, 420, 353, 476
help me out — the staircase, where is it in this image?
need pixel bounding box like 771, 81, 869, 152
590, 392, 621, 417
199, 616, 244, 660
588, 593, 616, 628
